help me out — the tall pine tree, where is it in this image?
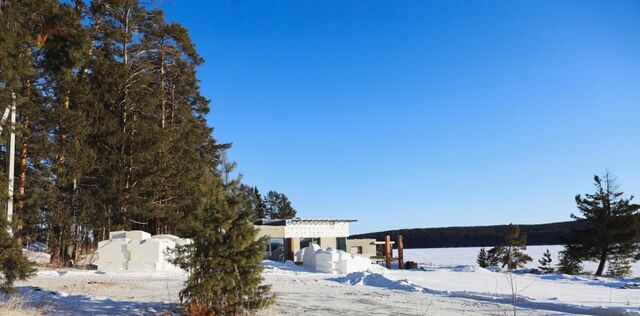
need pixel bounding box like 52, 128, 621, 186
566, 173, 640, 276
171, 156, 273, 314
263, 190, 296, 220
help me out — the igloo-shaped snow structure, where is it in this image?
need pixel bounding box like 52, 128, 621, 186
96, 230, 191, 272
298, 244, 372, 274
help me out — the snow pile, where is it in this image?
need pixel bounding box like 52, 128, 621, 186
96, 231, 191, 272
22, 242, 51, 264
299, 243, 321, 270
334, 271, 422, 292
22, 249, 51, 264
297, 244, 373, 274
449, 265, 489, 273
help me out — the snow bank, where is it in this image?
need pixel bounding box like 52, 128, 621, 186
299, 245, 373, 274
329, 263, 640, 315
333, 271, 422, 292
21, 241, 51, 264
22, 249, 51, 264
96, 231, 189, 272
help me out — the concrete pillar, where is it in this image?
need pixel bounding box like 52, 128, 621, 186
397, 234, 404, 269
385, 235, 392, 269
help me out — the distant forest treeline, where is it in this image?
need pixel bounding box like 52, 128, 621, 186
351, 221, 590, 248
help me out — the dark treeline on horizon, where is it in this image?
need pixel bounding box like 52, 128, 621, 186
351, 220, 590, 249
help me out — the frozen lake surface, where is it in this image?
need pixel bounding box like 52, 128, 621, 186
401, 245, 640, 276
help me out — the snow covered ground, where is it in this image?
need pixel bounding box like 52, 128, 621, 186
261, 261, 568, 315
8, 245, 640, 315
14, 269, 185, 315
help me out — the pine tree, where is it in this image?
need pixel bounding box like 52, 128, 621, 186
263, 190, 297, 220
240, 184, 266, 219
476, 247, 489, 268
171, 160, 273, 314
557, 247, 583, 275
0, 216, 36, 293
537, 249, 554, 274
0, 0, 51, 243
607, 252, 632, 277
36, 0, 93, 265
487, 224, 532, 270
567, 173, 640, 276
1, 8, 271, 311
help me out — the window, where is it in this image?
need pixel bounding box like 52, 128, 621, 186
336, 237, 347, 251
300, 237, 321, 249
351, 246, 363, 254
266, 238, 285, 261
270, 238, 284, 253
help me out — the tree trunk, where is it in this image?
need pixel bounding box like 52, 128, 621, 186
17, 77, 30, 236
18, 116, 28, 200
58, 94, 69, 170
160, 42, 166, 128
119, 2, 132, 228
595, 250, 608, 276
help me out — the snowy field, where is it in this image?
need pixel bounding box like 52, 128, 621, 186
13, 264, 572, 315
8, 245, 640, 315
401, 245, 640, 276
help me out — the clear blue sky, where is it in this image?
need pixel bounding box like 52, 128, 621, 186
159, 0, 640, 234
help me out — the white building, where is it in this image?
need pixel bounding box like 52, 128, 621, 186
255, 219, 376, 261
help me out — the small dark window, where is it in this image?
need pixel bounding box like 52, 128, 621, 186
336, 237, 347, 251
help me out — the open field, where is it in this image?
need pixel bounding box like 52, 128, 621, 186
8, 245, 640, 315
402, 245, 640, 276
12, 265, 567, 316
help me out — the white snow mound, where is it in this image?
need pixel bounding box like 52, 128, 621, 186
299, 245, 374, 274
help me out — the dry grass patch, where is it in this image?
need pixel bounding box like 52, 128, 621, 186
0, 296, 44, 316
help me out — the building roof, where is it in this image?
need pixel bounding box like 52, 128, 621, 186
256, 218, 357, 226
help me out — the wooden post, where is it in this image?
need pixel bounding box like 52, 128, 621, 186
385, 235, 392, 269
286, 238, 294, 262
397, 235, 404, 270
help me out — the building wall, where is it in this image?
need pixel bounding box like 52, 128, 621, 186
255, 225, 285, 240
347, 238, 376, 258
320, 237, 337, 249
284, 221, 350, 238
